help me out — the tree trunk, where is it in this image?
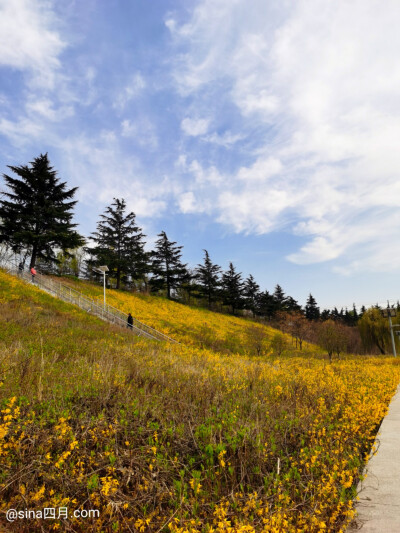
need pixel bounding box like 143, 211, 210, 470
30, 246, 37, 269
376, 343, 386, 355
116, 267, 121, 289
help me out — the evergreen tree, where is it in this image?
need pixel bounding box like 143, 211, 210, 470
150, 231, 187, 299
221, 262, 243, 314
178, 268, 199, 305
243, 274, 260, 316
331, 307, 340, 321
305, 293, 320, 320
90, 198, 148, 289
344, 308, 352, 326
196, 250, 221, 309
286, 296, 302, 313
0, 153, 84, 268
321, 309, 331, 321
273, 284, 287, 312
255, 290, 276, 319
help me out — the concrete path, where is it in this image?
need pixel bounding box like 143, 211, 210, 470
348, 385, 400, 532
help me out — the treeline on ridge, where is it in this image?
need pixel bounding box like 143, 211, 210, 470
1, 154, 398, 356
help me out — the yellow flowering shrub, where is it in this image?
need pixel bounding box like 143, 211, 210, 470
0, 269, 399, 532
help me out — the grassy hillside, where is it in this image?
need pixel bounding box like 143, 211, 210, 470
48, 276, 314, 355
1, 269, 400, 532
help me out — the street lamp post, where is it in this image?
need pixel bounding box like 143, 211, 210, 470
93, 266, 109, 309
381, 305, 397, 357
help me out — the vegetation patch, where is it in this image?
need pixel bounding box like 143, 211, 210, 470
0, 270, 399, 532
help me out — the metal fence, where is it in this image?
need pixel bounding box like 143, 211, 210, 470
0, 258, 179, 344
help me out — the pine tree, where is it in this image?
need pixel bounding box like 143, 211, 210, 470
286, 296, 302, 313
331, 307, 340, 321
255, 290, 276, 319
321, 309, 331, 321
243, 274, 260, 316
305, 293, 320, 320
351, 304, 359, 325
344, 308, 352, 326
179, 268, 199, 305
273, 284, 286, 311
0, 153, 84, 268
150, 231, 187, 299
90, 198, 148, 289
196, 250, 221, 309
221, 262, 243, 315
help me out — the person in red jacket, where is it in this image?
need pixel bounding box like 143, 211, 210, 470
30, 266, 37, 282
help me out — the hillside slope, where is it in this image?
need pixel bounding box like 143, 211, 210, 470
47, 275, 312, 355
1, 269, 400, 533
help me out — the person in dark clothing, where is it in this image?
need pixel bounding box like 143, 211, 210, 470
127, 313, 133, 329
18, 262, 24, 276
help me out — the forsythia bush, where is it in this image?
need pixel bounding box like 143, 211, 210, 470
0, 270, 399, 532
52, 276, 295, 354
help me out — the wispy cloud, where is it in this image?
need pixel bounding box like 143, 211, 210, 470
201, 131, 244, 148
25, 98, 74, 121
0, 0, 65, 88
0, 116, 44, 147
121, 117, 158, 150
181, 117, 210, 136
113, 73, 146, 110
167, 0, 400, 273
56, 131, 168, 222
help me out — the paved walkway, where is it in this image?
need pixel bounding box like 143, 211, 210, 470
348, 385, 400, 532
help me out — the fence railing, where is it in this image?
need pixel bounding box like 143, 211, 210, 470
0, 258, 179, 344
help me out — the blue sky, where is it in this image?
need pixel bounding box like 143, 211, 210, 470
1, 0, 400, 310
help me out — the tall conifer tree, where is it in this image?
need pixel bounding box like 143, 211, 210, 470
305, 293, 320, 320
150, 231, 187, 299
273, 284, 287, 312
90, 198, 148, 289
0, 154, 83, 268
221, 262, 243, 315
255, 290, 276, 319
196, 250, 221, 309
243, 274, 260, 316
286, 296, 302, 313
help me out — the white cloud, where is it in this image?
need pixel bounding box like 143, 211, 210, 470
177, 155, 222, 186
26, 98, 74, 121
56, 132, 169, 220
287, 237, 346, 265
181, 117, 210, 136
113, 73, 146, 110
237, 157, 282, 181
178, 192, 197, 213
121, 117, 158, 150
0, 1, 82, 151
202, 131, 244, 147
0, 117, 44, 146
0, 0, 65, 88
168, 0, 400, 273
